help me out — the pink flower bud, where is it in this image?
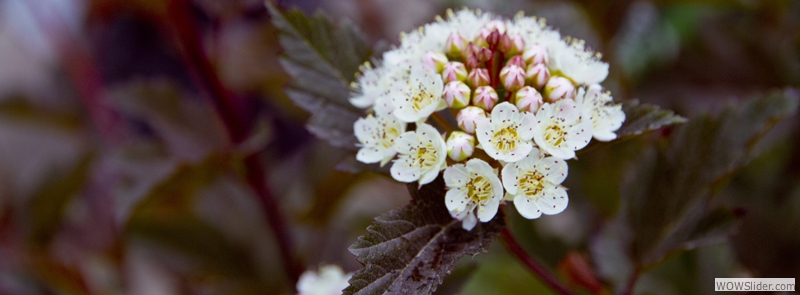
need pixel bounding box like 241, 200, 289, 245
423, 51, 449, 72
501, 34, 525, 56
506, 55, 525, 68
543, 76, 576, 102
514, 86, 544, 113
441, 61, 467, 83
473, 86, 499, 111
446, 131, 475, 161
457, 106, 487, 134
445, 32, 467, 59
523, 44, 549, 65
477, 47, 493, 62
474, 28, 492, 48
443, 81, 471, 109
467, 68, 490, 88
500, 64, 526, 92
525, 63, 550, 89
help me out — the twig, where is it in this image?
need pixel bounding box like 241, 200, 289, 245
621, 266, 640, 295
500, 228, 575, 295
164, 0, 301, 282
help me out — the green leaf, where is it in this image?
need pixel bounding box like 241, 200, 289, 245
623, 89, 798, 266
345, 176, 505, 295
268, 2, 372, 150
617, 100, 687, 138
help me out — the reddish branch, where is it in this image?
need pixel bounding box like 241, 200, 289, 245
164, 0, 302, 282
500, 228, 575, 295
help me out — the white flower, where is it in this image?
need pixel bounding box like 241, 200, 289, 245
575, 84, 625, 141
445, 8, 492, 42
444, 159, 504, 231
475, 102, 537, 162
506, 12, 562, 52
548, 38, 609, 85
297, 265, 352, 295
532, 99, 593, 159
390, 65, 445, 123
354, 114, 406, 166
390, 123, 447, 185
502, 148, 569, 219
349, 62, 385, 108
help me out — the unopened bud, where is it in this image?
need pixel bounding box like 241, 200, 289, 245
477, 47, 493, 62
486, 30, 501, 48
474, 28, 492, 48
523, 44, 549, 65
467, 68, 490, 88
446, 131, 475, 161
443, 81, 471, 109
543, 76, 576, 102
501, 34, 525, 56
473, 86, 499, 111
457, 106, 487, 134
500, 64, 526, 92
445, 32, 468, 59
525, 63, 550, 89
515, 86, 544, 113
506, 55, 525, 68
441, 61, 467, 83
423, 51, 449, 72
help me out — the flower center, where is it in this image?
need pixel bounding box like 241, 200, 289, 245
378, 122, 401, 149
519, 170, 545, 197
544, 123, 566, 147
466, 174, 493, 203
407, 143, 439, 170
492, 127, 519, 152
411, 85, 437, 112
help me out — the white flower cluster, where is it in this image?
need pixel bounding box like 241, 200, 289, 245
351, 8, 625, 230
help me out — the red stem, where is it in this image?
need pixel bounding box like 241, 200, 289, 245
621, 266, 640, 295
164, 0, 301, 282
500, 228, 575, 295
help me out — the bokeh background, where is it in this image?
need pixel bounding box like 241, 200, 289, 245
0, 0, 798, 294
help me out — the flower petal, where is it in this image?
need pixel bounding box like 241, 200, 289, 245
539, 157, 568, 185
390, 157, 420, 182
538, 187, 568, 215
461, 211, 478, 231
356, 147, 383, 164
514, 195, 543, 219
501, 162, 519, 195
444, 164, 470, 188
477, 198, 500, 222
445, 188, 469, 214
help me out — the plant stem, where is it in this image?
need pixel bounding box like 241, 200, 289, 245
500, 228, 575, 295
164, 0, 301, 282
431, 112, 455, 133
621, 267, 640, 295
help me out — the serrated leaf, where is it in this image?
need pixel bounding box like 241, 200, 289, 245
345, 176, 505, 295
623, 89, 798, 266
617, 100, 687, 138
268, 3, 371, 150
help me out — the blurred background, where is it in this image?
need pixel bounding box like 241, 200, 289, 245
0, 0, 798, 294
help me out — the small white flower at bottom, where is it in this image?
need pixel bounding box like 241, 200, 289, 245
354, 114, 406, 166
444, 159, 504, 231
475, 102, 537, 163
297, 265, 352, 295
502, 148, 569, 219
532, 99, 593, 159
575, 84, 625, 141
390, 123, 447, 186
